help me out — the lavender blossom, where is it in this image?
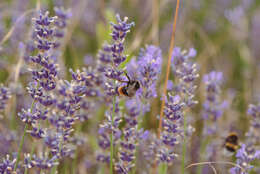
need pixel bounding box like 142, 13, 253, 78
0, 155, 20, 174
31, 153, 59, 169
110, 14, 134, 66
114, 98, 141, 173
97, 110, 122, 164
202, 71, 227, 134
230, 144, 260, 174
15, 9, 81, 172
0, 84, 11, 112
102, 14, 134, 84
157, 95, 184, 164
246, 103, 260, 145
137, 45, 162, 98
171, 47, 199, 107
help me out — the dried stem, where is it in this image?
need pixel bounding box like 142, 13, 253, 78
0, 9, 34, 46
186, 161, 245, 173
158, 0, 180, 136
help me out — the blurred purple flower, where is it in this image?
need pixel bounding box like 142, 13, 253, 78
246, 103, 260, 145
225, 6, 245, 27
202, 71, 227, 135
0, 84, 11, 112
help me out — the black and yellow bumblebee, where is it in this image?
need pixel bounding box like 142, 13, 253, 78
116, 72, 140, 97
224, 132, 239, 152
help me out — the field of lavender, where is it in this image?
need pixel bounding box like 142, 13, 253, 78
0, 0, 259, 174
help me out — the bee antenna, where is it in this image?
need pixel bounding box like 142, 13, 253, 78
124, 71, 131, 81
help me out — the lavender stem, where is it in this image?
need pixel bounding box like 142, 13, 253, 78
181, 113, 187, 174
110, 96, 116, 174
14, 98, 37, 170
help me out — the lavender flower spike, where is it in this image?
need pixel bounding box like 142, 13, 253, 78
137, 45, 162, 98
158, 94, 184, 164
246, 102, 260, 146
110, 14, 134, 66
0, 84, 11, 112
230, 144, 260, 174
202, 71, 227, 134
171, 47, 199, 107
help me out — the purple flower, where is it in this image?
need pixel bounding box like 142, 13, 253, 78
136, 45, 162, 98
115, 127, 137, 174
157, 94, 184, 164
203, 71, 223, 102
225, 6, 245, 27
97, 109, 122, 164
230, 144, 260, 174
0, 84, 11, 112
114, 98, 143, 173
18, 107, 48, 124
246, 103, 260, 145
31, 153, 59, 169
171, 47, 199, 107
110, 14, 134, 66
0, 155, 18, 174
54, 7, 71, 29
202, 71, 227, 134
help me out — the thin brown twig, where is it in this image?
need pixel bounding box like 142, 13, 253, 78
0, 9, 35, 46
13, 1, 41, 84
185, 161, 245, 173
209, 164, 218, 174
158, 0, 180, 137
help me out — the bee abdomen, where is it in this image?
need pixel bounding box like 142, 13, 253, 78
117, 86, 129, 96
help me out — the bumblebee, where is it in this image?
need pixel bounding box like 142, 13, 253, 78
117, 72, 140, 97
224, 132, 239, 152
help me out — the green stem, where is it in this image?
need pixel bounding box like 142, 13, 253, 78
14, 98, 37, 170
10, 97, 17, 130
164, 164, 168, 174
110, 96, 116, 174
158, 163, 168, 174
72, 125, 82, 174
131, 107, 144, 174
181, 113, 187, 174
